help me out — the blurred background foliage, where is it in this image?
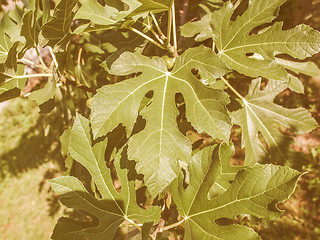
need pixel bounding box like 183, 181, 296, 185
0, 0, 319, 239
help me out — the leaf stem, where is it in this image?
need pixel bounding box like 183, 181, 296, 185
127, 26, 166, 50
126, 218, 142, 231
220, 76, 246, 101
35, 46, 48, 70
167, 6, 173, 47
48, 46, 59, 69
150, 13, 167, 41
162, 218, 185, 231
63, 72, 96, 94
233, 0, 242, 9
172, 2, 178, 54
19, 58, 44, 70
8, 73, 52, 80
150, 27, 165, 45
3, 73, 52, 84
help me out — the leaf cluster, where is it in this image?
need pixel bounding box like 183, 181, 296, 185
1, 0, 319, 239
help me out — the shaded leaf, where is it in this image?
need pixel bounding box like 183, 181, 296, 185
21, 9, 37, 50
0, 64, 28, 97
41, 0, 79, 47
28, 77, 57, 105
180, 14, 213, 42
90, 46, 231, 196
130, 0, 174, 16
169, 144, 302, 239
232, 78, 318, 165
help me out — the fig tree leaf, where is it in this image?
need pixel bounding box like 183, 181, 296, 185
232, 78, 318, 166
0, 12, 23, 64
208, 142, 241, 198
75, 0, 141, 30
21, 9, 37, 50
275, 58, 320, 78
41, 0, 51, 24
28, 77, 57, 105
211, 0, 320, 81
41, 0, 79, 47
90, 45, 231, 196
180, 14, 214, 42
169, 144, 302, 240
75, 0, 118, 26
50, 114, 161, 240
130, 0, 174, 16
0, 64, 28, 96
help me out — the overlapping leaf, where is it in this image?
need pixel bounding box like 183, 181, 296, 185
0, 12, 24, 65
130, 0, 174, 15
75, 0, 120, 26
210, 0, 320, 81
41, 0, 79, 47
75, 0, 173, 31
0, 64, 29, 102
180, 13, 214, 42
50, 114, 160, 240
169, 144, 302, 239
21, 9, 37, 50
90, 46, 231, 196
232, 78, 318, 166
28, 77, 57, 105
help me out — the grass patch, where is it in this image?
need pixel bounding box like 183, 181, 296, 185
0, 162, 64, 240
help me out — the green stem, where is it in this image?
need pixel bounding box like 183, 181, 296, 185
148, 27, 164, 45
172, 2, 178, 54
167, 6, 173, 47
127, 26, 166, 50
162, 218, 185, 231
150, 12, 167, 41
19, 58, 43, 70
8, 73, 52, 80
220, 76, 246, 101
48, 46, 59, 68
35, 47, 48, 70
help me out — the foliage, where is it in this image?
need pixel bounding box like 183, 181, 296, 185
0, 0, 319, 239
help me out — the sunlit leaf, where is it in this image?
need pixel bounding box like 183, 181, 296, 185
90, 45, 231, 196
170, 144, 302, 239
